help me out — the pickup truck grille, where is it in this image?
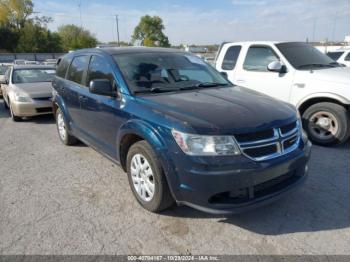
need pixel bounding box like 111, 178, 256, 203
235, 121, 300, 161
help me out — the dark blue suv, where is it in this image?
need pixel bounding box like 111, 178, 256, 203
52, 47, 311, 214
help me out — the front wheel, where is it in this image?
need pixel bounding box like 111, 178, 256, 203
302, 102, 350, 146
9, 102, 21, 122
126, 141, 174, 212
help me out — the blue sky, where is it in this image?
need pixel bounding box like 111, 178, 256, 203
33, 0, 350, 45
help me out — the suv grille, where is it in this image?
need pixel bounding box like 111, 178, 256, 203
235, 121, 300, 161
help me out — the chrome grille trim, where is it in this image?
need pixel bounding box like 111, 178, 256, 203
236, 121, 301, 162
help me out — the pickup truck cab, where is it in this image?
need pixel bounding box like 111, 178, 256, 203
52, 47, 311, 214
327, 49, 350, 67
215, 41, 350, 146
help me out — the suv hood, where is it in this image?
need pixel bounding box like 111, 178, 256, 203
300, 66, 350, 85
12, 82, 53, 98
138, 86, 297, 135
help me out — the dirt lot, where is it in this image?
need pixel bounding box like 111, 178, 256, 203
0, 98, 350, 255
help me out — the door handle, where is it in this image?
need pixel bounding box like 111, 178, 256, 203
294, 83, 305, 88
236, 79, 246, 83
78, 95, 88, 102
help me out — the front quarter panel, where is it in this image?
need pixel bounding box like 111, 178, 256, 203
291, 71, 350, 107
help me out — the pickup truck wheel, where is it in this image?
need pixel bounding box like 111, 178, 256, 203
302, 102, 350, 146
56, 108, 78, 145
126, 141, 174, 212
9, 102, 21, 122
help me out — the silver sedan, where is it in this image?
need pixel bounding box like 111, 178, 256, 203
1, 65, 55, 121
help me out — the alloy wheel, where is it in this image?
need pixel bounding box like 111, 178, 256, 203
130, 153, 155, 202
57, 111, 67, 141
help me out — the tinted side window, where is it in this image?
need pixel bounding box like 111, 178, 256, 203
345, 52, 350, 61
56, 57, 70, 78
87, 55, 115, 85
243, 46, 279, 71
222, 46, 241, 70
67, 56, 90, 85
327, 52, 344, 61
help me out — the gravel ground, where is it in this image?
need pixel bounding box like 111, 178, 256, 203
0, 98, 350, 255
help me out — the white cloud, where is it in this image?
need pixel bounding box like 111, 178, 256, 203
33, 0, 350, 45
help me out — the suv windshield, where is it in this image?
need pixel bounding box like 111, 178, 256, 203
276, 42, 339, 70
113, 52, 231, 94
12, 68, 56, 84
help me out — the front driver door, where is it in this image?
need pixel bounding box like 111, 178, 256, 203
78, 55, 125, 158
236, 45, 294, 103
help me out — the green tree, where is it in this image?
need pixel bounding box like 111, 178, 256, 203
15, 21, 62, 52
58, 24, 98, 51
0, 0, 33, 29
132, 15, 170, 47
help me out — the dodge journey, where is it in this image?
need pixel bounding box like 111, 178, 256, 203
52, 47, 311, 214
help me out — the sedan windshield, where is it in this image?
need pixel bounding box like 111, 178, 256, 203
113, 52, 231, 94
276, 42, 340, 70
12, 68, 56, 84
0, 65, 8, 75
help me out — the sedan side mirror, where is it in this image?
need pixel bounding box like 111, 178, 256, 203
267, 61, 286, 73
89, 79, 115, 97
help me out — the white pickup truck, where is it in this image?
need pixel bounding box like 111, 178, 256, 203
215, 41, 350, 146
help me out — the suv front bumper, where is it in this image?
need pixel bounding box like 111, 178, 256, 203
165, 139, 311, 214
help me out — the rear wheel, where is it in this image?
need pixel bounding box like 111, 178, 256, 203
126, 141, 174, 212
302, 102, 350, 146
56, 107, 77, 145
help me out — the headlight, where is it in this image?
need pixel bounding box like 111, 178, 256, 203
14, 92, 31, 102
172, 129, 241, 156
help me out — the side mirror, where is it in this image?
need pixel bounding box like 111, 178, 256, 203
89, 79, 115, 97
267, 61, 286, 73
220, 71, 228, 79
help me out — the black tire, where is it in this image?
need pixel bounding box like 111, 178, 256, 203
55, 107, 78, 146
3, 98, 9, 109
302, 102, 350, 146
126, 140, 174, 212
9, 101, 21, 122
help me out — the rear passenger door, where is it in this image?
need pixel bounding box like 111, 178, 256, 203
216, 45, 242, 82
78, 55, 124, 157
64, 55, 90, 134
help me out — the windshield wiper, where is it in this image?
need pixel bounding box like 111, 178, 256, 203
297, 63, 334, 69
197, 82, 229, 87
134, 87, 179, 94
180, 82, 229, 91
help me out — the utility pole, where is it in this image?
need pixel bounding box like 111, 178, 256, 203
331, 11, 338, 42
312, 17, 317, 42
78, 0, 82, 28
115, 15, 120, 46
